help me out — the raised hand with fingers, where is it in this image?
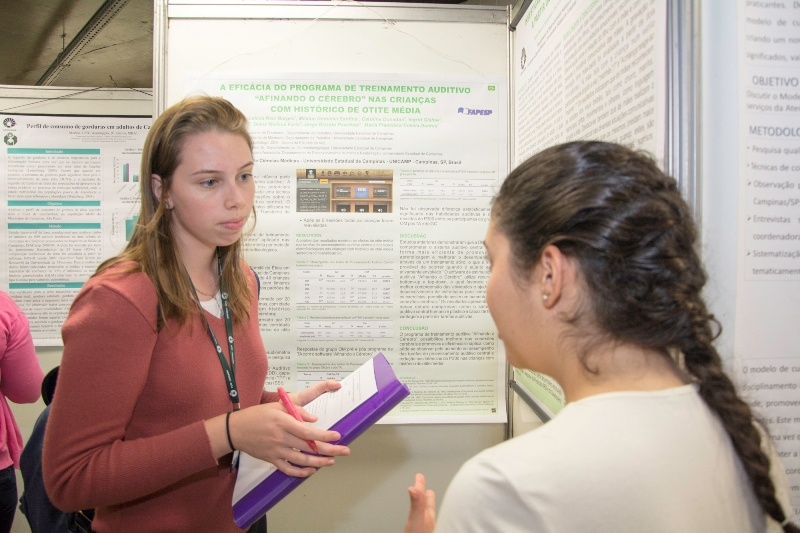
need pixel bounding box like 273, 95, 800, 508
404, 473, 436, 533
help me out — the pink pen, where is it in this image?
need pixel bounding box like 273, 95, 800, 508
277, 386, 319, 454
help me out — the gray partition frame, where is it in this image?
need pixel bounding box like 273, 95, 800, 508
154, 0, 510, 114
0, 86, 153, 116
666, 0, 701, 220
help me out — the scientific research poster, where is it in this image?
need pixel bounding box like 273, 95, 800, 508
513, 0, 666, 166
735, 2, 800, 514
0, 114, 151, 344
509, 0, 667, 412
183, 72, 509, 423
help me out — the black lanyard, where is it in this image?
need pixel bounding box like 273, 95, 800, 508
192, 255, 240, 410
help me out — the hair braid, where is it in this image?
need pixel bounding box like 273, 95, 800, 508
672, 191, 797, 531
681, 302, 797, 531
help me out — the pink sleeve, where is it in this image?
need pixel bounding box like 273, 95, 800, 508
0, 293, 44, 404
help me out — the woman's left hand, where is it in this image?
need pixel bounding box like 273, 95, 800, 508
405, 473, 436, 533
290, 379, 341, 407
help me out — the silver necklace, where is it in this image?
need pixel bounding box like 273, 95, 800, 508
193, 275, 220, 298
194, 284, 218, 298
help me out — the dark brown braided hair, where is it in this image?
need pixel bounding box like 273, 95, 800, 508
491, 141, 797, 531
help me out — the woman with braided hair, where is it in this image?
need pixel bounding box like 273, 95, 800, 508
404, 141, 796, 532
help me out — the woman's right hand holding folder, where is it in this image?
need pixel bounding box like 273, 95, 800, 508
208, 380, 351, 477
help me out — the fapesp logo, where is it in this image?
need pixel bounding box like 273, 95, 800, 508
457, 107, 493, 116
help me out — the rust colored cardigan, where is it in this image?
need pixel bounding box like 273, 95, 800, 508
44, 263, 274, 532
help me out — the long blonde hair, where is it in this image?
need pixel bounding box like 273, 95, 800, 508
97, 95, 256, 327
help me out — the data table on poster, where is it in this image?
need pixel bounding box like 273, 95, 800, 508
296, 269, 392, 305
297, 319, 393, 340
296, 367, 354, 389
399, 178, 496, 198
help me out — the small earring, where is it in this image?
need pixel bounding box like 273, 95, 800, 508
542, 293, 550, 302
165, 202, 173, 210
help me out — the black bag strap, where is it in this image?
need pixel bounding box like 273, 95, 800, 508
68, 509, 94, 533
251, 267, 261, 299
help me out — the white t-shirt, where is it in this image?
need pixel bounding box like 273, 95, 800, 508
436, 385, 791, 533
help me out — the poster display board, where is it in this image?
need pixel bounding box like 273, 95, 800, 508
161, 2, 510, 424
734, 2, 800, 515
157, 4, 510, 530
0, 87, 152, 345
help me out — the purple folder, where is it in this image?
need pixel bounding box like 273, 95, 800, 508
232, 352, 410, 529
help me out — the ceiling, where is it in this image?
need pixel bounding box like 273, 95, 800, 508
1, 0, 506, 90
0, 0, 155, 88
